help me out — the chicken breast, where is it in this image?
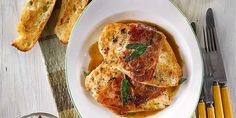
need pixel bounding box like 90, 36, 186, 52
85, 62, 171, 115
98, 23, 182, 87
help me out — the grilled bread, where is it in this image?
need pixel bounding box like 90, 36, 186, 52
85, 62, 171, 115
98, 23, 182, 87
12, 0, 56, 51
54, 0, 89, 44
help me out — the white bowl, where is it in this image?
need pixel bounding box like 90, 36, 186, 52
66, 0, 203, 118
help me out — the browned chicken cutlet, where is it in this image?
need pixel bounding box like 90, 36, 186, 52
85, 62, 171, 115
98, 23, 182, 87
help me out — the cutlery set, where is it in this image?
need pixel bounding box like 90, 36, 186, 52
194, 8, 233, 118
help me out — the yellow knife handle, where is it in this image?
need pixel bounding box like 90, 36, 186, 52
197, 100, 207, 118
212, 81, 224, 118
207, 103, 216, 118
220, 83, 233, 118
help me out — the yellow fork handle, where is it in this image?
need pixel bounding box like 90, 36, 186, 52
220, 84, 233, 118
212, 82, 224, 118
197, 100, 207, 118
207, 104, 216, 118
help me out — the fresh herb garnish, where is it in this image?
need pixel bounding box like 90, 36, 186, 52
121, 75, 130, 106
125, 43, 150, 62
126, 43, 148, 49
179, 78, 187, 84
83, 71, 89, 77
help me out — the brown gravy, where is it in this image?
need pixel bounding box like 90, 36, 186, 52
88, 42, 103, 72
87, 20, 182, 117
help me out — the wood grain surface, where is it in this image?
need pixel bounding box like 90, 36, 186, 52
0, 0, 58, 118
0, 0, 235, 118
172, 0, 236, 116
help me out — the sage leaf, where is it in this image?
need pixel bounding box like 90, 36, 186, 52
121, 75, 129, 106
125, 43, 150, 62
179, 78, 187, 84
83, 71, 89, 77
126, 43, 147, 49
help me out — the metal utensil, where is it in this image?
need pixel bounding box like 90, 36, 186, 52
203, 26, 216, 118
206, 8, 233, 118
206, 8, 226, 82
192, 21, 215, 118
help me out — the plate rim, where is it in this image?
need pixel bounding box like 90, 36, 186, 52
65, 0, 203, 118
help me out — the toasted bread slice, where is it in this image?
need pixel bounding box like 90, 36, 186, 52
98, 23, 182, 87
12, 0, 56, 51
85, 62, 171, 115
54, 0, 89, 44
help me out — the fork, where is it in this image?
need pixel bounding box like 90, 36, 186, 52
204, 24, 225, 118
201, 27, 217, 118
193, 21, 216, 118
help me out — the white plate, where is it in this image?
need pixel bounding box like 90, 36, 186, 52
66, 0, 203, 118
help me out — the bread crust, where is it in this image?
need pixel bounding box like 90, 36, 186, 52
12, 0, 57, 52
54, 0, 89, 44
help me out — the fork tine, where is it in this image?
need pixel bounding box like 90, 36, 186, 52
206, 25, 213, 52
208, 25, 215, 51
209, 25, 217, 51
208, 25, 213, 51
203, 26, 215, 76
